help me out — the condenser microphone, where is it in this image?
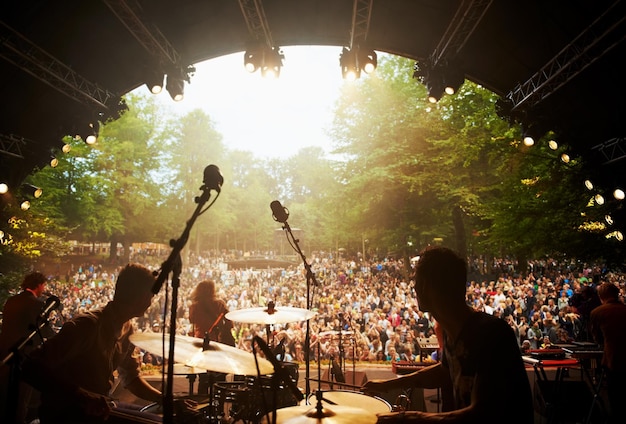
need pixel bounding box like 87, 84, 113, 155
270, 200, 289, 223
39, 295, 61, 321
201, 164, 224, 192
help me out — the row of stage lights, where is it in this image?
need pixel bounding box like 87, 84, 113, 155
520, 132, 625, 241
142, 47, 378, 95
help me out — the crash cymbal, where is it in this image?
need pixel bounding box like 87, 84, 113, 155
130, 333, 274, 376
275, 404, 376, 424
226, 306, 316, 325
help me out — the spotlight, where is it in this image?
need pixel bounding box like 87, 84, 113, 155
523, 136, 535, 147
20, 200, 31, 211
360, 49, 377, 74
244, 49, 262, 73
427, 79, 445, 103
595, 194, 605, 205
560, 153, 570, 163
0, 183, 8, 194
22, 183, 42, 198
261, 47, 284, 79
548, 140, 558, 150
340, 47, 359, 81
584, 180, 594, 190
145, 71, 164, 94
166, 73, 185, 101
443, 68, 465, 95
614, 188, 625, 200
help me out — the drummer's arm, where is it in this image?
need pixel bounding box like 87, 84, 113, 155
363, 362, 446, 393
125, 376, 162, 403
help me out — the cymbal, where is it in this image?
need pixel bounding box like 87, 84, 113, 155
226, 306, 316, 325
130, 333, 274, 376
275, 405, 376, 424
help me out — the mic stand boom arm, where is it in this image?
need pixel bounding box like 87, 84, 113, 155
279, 220, 319, 402
2, 300, 58, 423
153, 187, 215, 424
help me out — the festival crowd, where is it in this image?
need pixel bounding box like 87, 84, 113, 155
14, 250, 626, 367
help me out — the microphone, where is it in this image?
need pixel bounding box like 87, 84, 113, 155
39, 295, 61, 321
201, 164, 224, 192
273, 337, 286, 361
253, 336, 303, 402
270, 200, 289, 223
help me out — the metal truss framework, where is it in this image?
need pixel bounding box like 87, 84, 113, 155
349, 0, 374, 48
103, 0, 182, 70
592, 138, 626, 165
0, 133, 26, 159
429, 0, 493, 66
238, 0, 275, 47
0, 21, 117, 110
507, 1, 626, 111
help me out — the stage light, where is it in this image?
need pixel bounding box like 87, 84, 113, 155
443, 68, 465, 95
244, 49, 262, 73
145, 71, 164, 94
614, 188, 625, 200
360, 49, 377, 74
0, 183, 8, 194
261, 47, 284, 79
427, 79, 445, 103
166, 73, 184, 101
22, 183, 42, 198
340, 47, 359, 81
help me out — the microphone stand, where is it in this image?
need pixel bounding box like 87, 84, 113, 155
2, 305, 57, 423
153, 186, 215, 424
276, 218, 318, 404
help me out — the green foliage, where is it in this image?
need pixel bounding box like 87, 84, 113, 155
2, 53, 619, 275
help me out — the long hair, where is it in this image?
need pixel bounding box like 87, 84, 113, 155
191, 280, 216, 305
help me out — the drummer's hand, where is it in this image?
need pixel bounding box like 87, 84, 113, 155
377, 411, 422, 423
74, 387, 111, 419
363, 379, 394, 394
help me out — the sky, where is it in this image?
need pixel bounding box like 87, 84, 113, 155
148, 46, 347, 160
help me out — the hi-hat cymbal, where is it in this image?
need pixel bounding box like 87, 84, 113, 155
130, 333, 274, 376
226, 306, 316, 325
275, 405, 376, 424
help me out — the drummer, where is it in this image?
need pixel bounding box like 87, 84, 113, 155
21, 263, 163, 423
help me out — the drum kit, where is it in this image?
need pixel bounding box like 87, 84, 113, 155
130, 304, 391, 423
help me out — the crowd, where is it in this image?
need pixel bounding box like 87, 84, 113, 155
12, 250, 626, 368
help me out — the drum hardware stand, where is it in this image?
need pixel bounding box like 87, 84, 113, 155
271, 201, 319, 404
152, 165, 223, 424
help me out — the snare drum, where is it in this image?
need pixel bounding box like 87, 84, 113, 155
308, 390, 391, 415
